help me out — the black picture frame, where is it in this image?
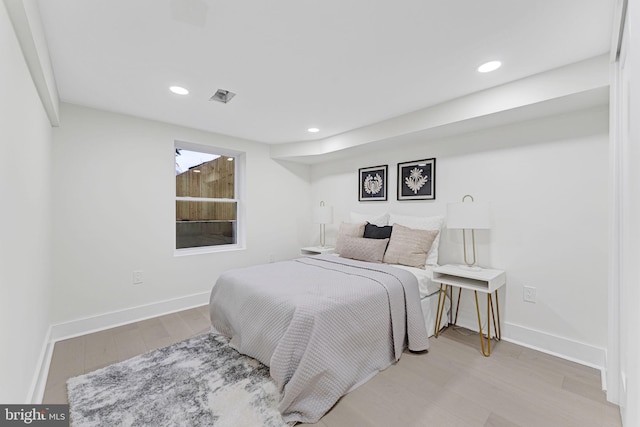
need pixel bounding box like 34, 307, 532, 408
358, 165, 388, 201
397, 158, 436, 201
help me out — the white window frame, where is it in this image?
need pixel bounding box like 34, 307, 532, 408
173, 140, 246, 256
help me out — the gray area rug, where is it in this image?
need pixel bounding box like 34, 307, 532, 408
67, 333, 288, 427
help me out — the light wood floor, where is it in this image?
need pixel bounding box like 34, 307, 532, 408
44, 307, 621, 427
43, 305, 212, 404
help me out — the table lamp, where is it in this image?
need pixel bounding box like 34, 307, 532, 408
313, 201, 333, 248
447, 195, 491, 270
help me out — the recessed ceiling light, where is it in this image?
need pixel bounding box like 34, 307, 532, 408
170, 86, 189, 95
308, 128, 319, 133
477, 61, 502, 73
227, 157, 233, 161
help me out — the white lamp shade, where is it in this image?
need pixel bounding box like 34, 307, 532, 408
313, 205, 333, 224
446, 201, 491, 229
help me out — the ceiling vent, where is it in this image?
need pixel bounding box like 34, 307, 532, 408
209, 89, 236, 104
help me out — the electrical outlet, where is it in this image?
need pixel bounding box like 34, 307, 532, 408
523, 286, 536, 303
268, 253, 275, 263
133, 270, 143, 285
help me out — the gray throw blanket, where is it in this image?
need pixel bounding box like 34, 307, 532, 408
209, 255, 429, 424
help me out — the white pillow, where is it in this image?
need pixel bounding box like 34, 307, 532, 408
388, 214, 444, 266
349, 212, 389, 227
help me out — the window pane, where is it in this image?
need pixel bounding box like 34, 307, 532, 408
176, 201, 237, 249
176, 152, 234, 198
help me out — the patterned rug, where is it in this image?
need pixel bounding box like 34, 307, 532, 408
67, 333, 288, 427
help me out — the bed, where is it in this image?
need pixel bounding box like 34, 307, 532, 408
209, 213, 449, 424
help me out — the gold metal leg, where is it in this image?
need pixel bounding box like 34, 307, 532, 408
437, 285, 502, 355
453, 287, 462, 324
494, 291, 502, 340
434, 284, 448, 337
486, 293, 492, 356
473, 291, 491, 357
434, 284, 443, 336
489, 297, 496, 337
474, 291, 501, 357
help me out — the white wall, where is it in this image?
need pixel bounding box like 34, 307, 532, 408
311, 106, 609, 366
610, 0, 640, 424
51, 103, 311, 326
0, 0, 53, 402
622, 2, 640, 422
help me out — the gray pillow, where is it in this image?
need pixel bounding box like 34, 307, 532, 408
339, 236, 389, 263
383, 224, 438, 269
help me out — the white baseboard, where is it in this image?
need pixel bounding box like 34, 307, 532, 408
502, 321, 606, 371
33, 291, 210, 403
49, 291, 211, 342
448, 313, 606, 379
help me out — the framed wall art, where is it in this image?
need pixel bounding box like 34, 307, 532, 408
397, 158, 436, 201
358, 165, 388, 201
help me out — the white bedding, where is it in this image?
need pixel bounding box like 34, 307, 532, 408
392, 264, 450, 336
330, 253, 440, 298
348, 261, 449, 336
422, 290, 449, 337
330, 255, 449, 335
391, 264, 440, 298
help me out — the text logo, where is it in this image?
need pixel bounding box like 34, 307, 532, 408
0, 405, 69, 426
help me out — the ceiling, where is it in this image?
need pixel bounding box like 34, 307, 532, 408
36, 0, 615, 145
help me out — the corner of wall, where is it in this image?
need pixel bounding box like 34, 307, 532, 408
2, 0, 60, 126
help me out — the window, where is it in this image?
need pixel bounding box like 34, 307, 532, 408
175, 142, 244, 253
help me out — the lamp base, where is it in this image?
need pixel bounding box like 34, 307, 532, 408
458, 264, 482, 272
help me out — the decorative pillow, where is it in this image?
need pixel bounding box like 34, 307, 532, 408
335, 222, 366, 254
388, 214, 444, 266
383, 224, 438, 269
350, 212, 389, 227
363, 222, 393, 239
339, 236, 389, 263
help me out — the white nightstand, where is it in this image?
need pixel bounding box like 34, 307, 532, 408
300, 246, 335, 255
433, 264, 506, 357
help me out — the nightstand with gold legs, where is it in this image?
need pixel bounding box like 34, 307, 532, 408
433, 265, 506, 357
